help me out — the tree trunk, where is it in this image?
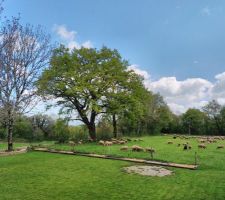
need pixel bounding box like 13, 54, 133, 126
113, 114, 117, 138
188, 123, 191, 135
88, 123, 96, 141
7, 110, 14, 151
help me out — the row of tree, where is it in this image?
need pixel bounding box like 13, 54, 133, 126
167, 100, 225, 135
1, 98, 224, 144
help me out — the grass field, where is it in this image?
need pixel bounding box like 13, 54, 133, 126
0, 136, 225, 200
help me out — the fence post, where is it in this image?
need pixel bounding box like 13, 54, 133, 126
195, 151, 197, 165
150, 151, 153, 160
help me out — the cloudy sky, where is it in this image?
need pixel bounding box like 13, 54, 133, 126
5, 0, 225, 115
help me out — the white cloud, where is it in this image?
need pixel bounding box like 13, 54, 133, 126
68, 41, 80, 50
201, 7, 211, 16
215, 72, 225, 80
53, 24, 76, 41
82, 40, 93, 49
211, 72, 225, 100
53, 24, 93, 50
129, 65, 225, 114
167, 103, 186, 115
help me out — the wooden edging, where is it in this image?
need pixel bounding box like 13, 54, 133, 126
34, 148, 198, 170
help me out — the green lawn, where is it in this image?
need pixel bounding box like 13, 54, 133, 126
0, 142, 28, 150
0, 136, 225, 200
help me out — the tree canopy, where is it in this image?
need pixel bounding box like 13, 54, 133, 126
37, 45, 146, 139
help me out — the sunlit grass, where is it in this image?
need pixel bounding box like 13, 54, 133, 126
0, 136, 224, 200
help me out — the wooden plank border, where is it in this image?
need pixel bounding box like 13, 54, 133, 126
34, 148, 198, 170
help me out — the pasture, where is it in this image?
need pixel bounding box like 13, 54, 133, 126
0, 135, 225, 200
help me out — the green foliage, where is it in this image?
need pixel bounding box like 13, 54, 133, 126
182, 108, 206, 135
13, 116, 34, 140
0, 127, 6, 139
118, 92, 173, 136
37, 45, 146, 139
30, 114, 55, 139
69, 125, 89, 142
96, 119, 114, 140
53, 119, 70, 143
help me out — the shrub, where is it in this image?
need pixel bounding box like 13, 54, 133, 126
53, 119, 70, 143
0, 128, 6, 139
69, 125, 89, 142
96, 119, 113, 140
13, 117, 33, 139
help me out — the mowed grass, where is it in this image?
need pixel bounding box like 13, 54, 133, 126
0, 136, 225, 200
0, 142, 28, 150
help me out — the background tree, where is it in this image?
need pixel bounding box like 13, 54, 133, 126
53, 118, 70, 143
203, 100, 223, 135
0, 18, 51, 150
220, 107, 225, 135
182, 108, 206, 135
30, 114, 55, 139
104, 71, 147, 138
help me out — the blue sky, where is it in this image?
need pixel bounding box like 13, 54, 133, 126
5, 0, 225, 114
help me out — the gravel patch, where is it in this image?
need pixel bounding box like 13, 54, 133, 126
123, 165, 173, 177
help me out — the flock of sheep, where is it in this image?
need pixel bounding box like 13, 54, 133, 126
97, 135, 225, 156
68, 135, 224, 157
98, 138, 155, 153
167, 135, 225, 150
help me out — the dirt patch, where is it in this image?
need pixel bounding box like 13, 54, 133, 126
0, 147, 28, 156
123, 165, 173, 177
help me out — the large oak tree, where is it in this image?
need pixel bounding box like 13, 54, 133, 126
37, 45, 144, 140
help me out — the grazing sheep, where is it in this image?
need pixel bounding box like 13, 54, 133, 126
167, 141, 173, 144
118, 141, 126, 145
145, 147, 155, 153
217, 145, 224, 149
104, 141, 113, 146
131, 145, 144, 152
68, 141, 75, 146
183, 143, 189, 150
120, 146, 129, 151
99, 140, 105, 145
198, 139, 206, 143
198, 144, 206, 149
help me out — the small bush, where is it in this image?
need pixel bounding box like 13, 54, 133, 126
96, 120, 113, 140
69, 125, 89, 142
0, 128, 6, 139
53, 119, 70, 143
